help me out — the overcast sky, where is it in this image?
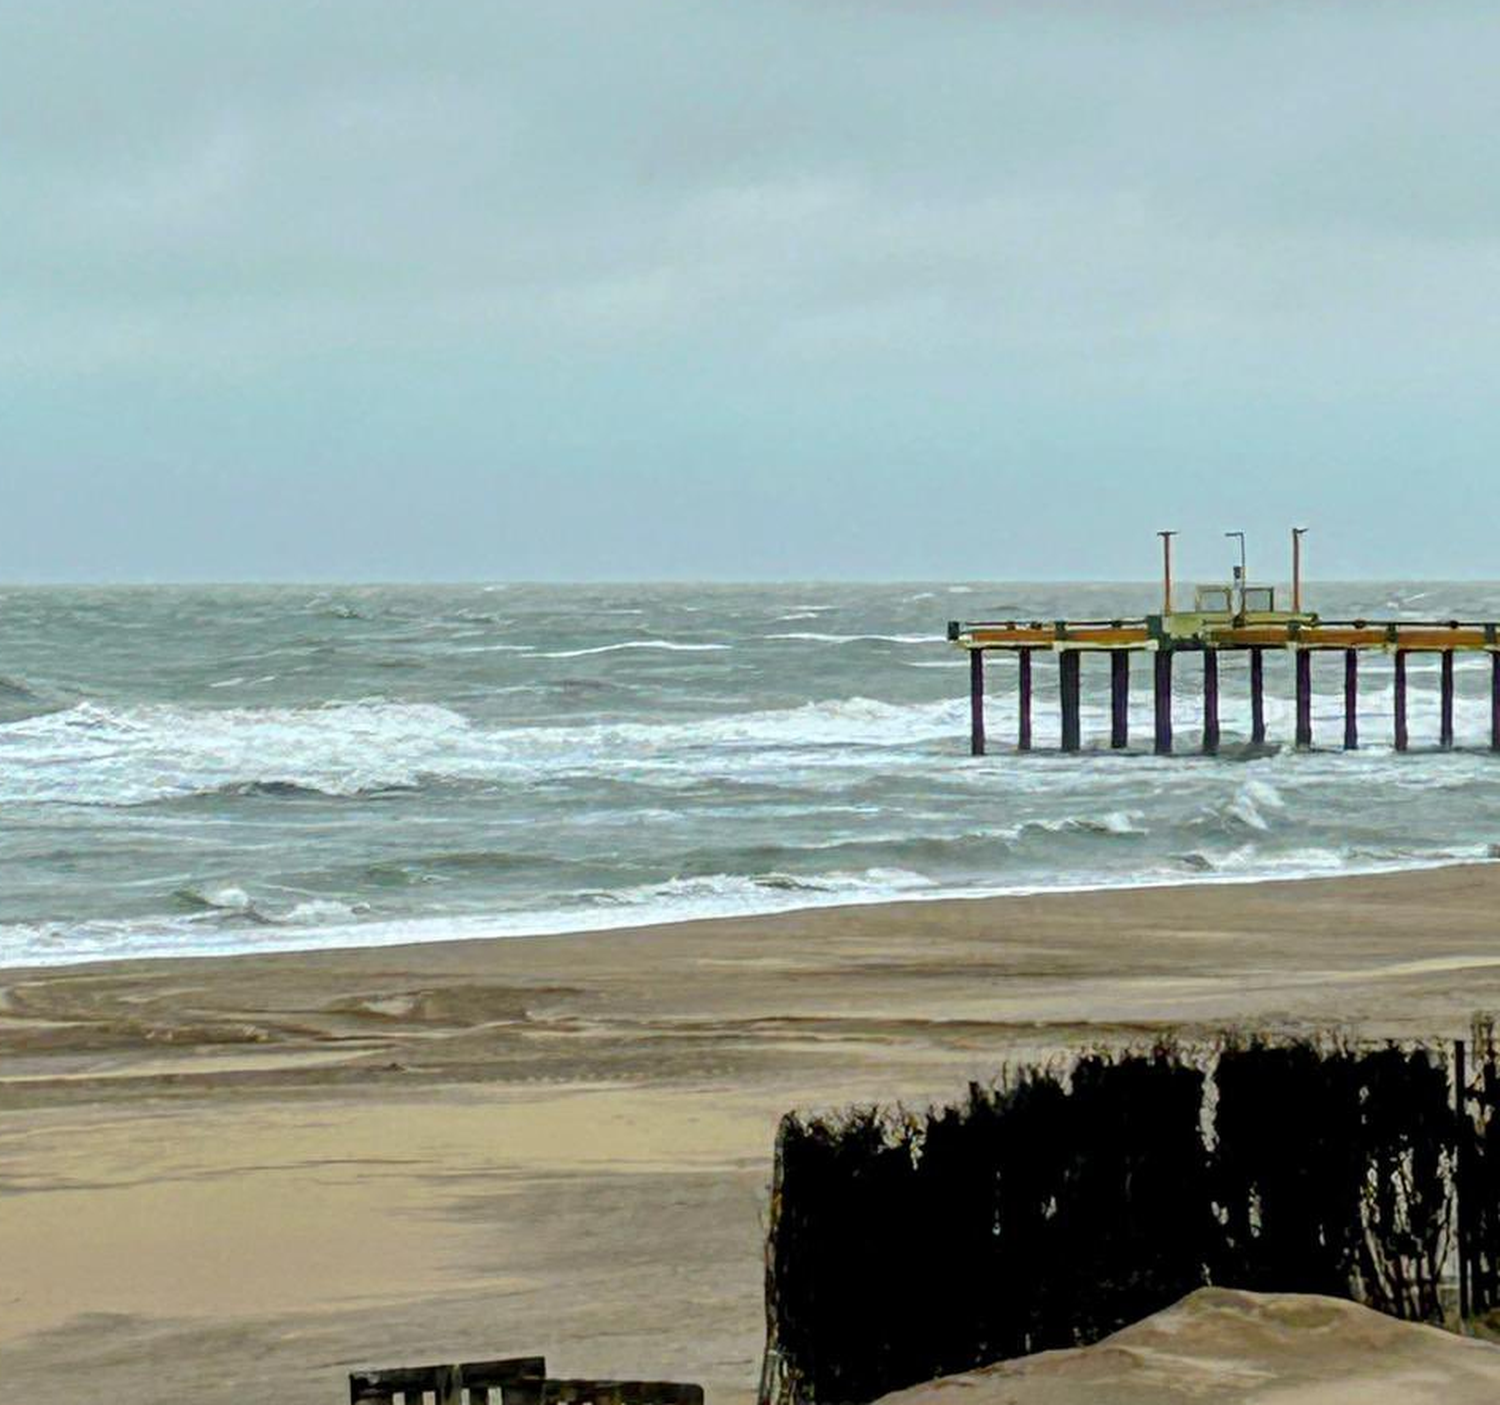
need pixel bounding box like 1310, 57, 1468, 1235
4, 2, 1498, 581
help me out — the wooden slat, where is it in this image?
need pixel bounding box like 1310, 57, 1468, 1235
352, 1360, 546, 1405
1209, 626, 1492, 651
542, 1382, 705, 1405
964, 627, 1152, 649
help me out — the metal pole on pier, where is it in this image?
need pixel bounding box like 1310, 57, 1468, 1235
1394, 651, 1409, 752
1202, 650, 1219, 755
1158, 530, 1177, 614
1154, 649, 1173, 755
1017, 648, 1033, 752
1110, 650, 1129, 749
1060, 650, 1081, 752
1292, 527, 1308, 614
969, 649, 985, 756
1343, 649, 1358, 750
1295, 649, 1313, 748
1441, 651, 1455, 750
1249, 646, 1266, 745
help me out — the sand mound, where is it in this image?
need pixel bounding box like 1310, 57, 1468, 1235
877, 1288, 1500, 1405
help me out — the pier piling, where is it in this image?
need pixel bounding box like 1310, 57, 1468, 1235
1154, 650, 1173, 755
949, 548, 1500, 759
969, 649, 985, 757
1060, 650, 1081, 752
1249, 647, 1266, 745
1492, 653, 1500, 752
1394, 651, 1409, 752
1202, 650, 1219, 755
1295, 650, 1313, 748
1343, 649, 1358, 751
1018, 648, 1033, 752
1441, 651, 1455, 750
1110, 650, 1129, 749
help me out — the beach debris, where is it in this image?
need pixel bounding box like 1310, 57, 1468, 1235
349, 1355, 705, 1405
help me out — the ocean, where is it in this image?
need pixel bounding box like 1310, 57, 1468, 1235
2, 581, 1498, 968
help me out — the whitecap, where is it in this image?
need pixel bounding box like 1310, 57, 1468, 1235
537, 641, 731, 659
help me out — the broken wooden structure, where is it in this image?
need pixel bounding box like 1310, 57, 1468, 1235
949, 529, 1500, 755
349, 1357, 704, 1405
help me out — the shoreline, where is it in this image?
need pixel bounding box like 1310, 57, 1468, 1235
10, 851, 1500, 973
9, 863, 1500, 1403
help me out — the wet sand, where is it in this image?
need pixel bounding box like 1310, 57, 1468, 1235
5, 865, 1500, 1402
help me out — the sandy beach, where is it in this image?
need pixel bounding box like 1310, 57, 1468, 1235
6, 864, 1500, 1402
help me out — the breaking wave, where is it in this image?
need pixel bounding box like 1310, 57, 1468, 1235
0, 695, 971, 806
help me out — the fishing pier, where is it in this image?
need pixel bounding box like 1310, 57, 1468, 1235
949, 530, 1500, 756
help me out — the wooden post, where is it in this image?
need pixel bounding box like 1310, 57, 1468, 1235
1060, 649, 1081, 752
1441, 650, 1455, 749
1394, 650, 1409, 752
1492, 652, 1500, 752
1110, 649, 1129, 749
1202, 650, 1219, 754
1018, 648, 1033, 752
1458, 1037, 1471, 1325
1250, 646, 1266, 745
969, 649, 985, 757
1154, 649, 1173, 755
1343, 648, 1358, 750
1295, 649, 1312, 748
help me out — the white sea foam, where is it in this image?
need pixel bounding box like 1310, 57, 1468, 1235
0, 694, 971, 805
8, 845, 1495, 969
537, 640, 731, 658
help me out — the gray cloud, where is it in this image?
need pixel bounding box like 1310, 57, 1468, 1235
3, 2, 1498, 579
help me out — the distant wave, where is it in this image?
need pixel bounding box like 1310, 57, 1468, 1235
537, 641, 732, 658
764, 632, 942, 645
0, 675, 39, 701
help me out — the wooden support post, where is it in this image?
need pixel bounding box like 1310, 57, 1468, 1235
1017, 648, 1033, 752
1458, 1037, 1471, 1325
969, 649, 985, 757
1441, 650, 1455, 750
1110, 649, 1129, 749
1492, 652, 1500, 752
1059, 649, 1081, 752
1394, 650, 1409, 752
1202, 650, 1219, 755
1343, 648, 1358, 751
1249, 646, 1266, 745
1295, 649, 1312, 748
1153, 649, 1173, 755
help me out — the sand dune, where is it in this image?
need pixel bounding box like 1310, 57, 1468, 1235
879, 1289, 1500, 1405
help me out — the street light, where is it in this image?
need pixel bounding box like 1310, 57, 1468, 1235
1225, 531, 1247, 616
1157, 530, 1178, 614
1292, 527, 1309, 613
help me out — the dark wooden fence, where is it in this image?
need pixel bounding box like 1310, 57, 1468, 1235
350, 1357, 704, 1405
760, 1029, 1500, 1405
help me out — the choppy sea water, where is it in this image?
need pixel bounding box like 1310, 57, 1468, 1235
2, 582, 1499, 967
